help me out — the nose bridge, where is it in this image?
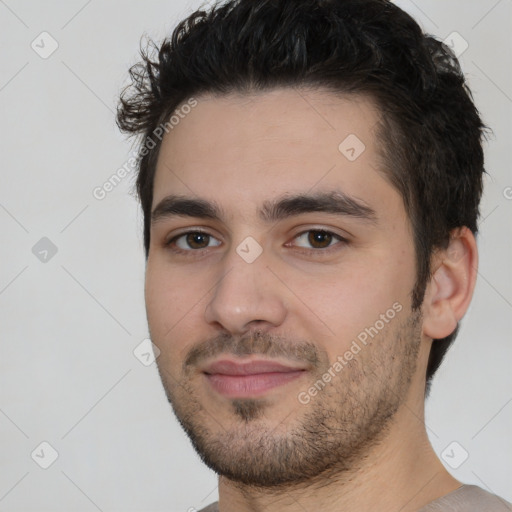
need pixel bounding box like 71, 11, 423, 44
204, 241, 287, 334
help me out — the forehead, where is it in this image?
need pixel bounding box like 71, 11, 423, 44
152, 88, 394, 217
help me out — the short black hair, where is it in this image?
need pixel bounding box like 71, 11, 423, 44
116, 0, 488, 390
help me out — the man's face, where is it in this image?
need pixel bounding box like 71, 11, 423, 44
145, 88, 425, 486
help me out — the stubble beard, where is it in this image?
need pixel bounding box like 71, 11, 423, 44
157, 309, 422, 489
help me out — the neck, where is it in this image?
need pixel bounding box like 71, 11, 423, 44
217, 390, 460, 512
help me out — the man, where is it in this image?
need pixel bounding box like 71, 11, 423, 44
117, 0, 511, 510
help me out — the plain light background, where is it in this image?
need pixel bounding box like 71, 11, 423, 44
0, 1, 510, 511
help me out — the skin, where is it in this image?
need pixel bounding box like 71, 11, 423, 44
145, 88, 478, 512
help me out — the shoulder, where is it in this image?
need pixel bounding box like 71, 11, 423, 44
196, 488, 511, 512
418, 485, 512, 512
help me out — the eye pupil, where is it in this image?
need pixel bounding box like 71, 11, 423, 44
187, 232, 209, 249
308, 230, 332, 248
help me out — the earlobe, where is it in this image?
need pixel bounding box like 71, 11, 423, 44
422, 227, 478, 340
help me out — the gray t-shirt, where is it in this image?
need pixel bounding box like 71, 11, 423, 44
198, 485, 512, 512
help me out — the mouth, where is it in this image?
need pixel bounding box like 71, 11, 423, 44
202, 358, 308, 398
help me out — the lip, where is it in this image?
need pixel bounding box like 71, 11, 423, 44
203, 359, 306, 376
202, 358, 307, 398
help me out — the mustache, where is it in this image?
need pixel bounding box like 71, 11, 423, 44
183, 331, 324, 371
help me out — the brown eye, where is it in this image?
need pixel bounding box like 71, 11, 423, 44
307, 230, 334, 248
293, 229, 340, 249
186, 232, 210, 249
170, 231, 221, 251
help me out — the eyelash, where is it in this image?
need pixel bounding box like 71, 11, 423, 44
164, 229, 348, 256
288, 230, 348, 254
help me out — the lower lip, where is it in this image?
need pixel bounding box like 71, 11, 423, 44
205, 371, 305, 397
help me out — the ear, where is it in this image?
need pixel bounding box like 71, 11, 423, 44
422, 227, 478, 339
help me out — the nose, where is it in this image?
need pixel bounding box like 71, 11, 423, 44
203, 248, 287, 336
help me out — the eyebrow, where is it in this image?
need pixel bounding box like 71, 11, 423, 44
151, 196, 221, 224
261, 191, 377, 224
151, 191, 377, 225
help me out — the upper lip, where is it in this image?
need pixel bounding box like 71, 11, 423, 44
202, 358, 307, 376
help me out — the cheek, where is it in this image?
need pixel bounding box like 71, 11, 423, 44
290, 271, 386, 338
284, 253, 414, 360
145, 261, 205, 354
